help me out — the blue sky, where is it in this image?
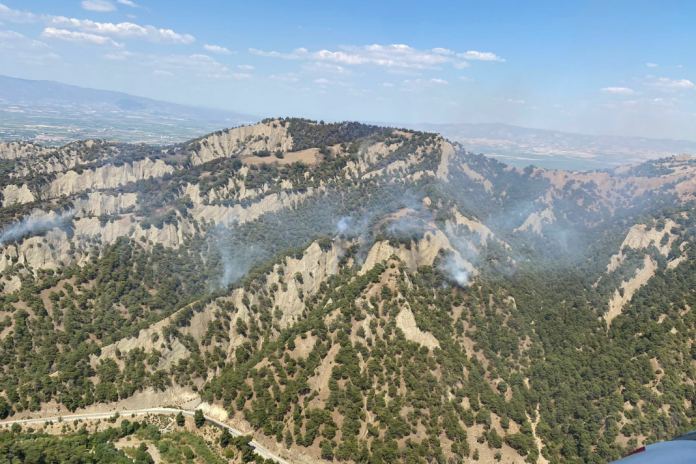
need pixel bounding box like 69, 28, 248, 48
1, 0, 695, 140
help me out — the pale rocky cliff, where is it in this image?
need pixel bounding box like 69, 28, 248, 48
0, 142, 52, 160
190, 120, 293, 165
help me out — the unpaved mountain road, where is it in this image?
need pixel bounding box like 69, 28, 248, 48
0, 407, 291, 464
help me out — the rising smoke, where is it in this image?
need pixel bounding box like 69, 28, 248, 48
0, 209, 76, 246
441, 254, 470, 287
210, 223, 265, 289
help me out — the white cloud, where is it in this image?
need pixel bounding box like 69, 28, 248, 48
506, 99, 525, 104
81, 0, 116, 12
237, 64, 254, 70
251, 43, 503, 70
204, 44, 232, 54
0, 3, 195, 46
207, 72, 251, 80
47, 17, 195, 44
302, 61, 352, 74
104, 51, 131, 60
249, 47, 306, 59
402, 78, 449, 87
381, 82, 394, 87
648, 77, 694, 90
41, 27, 123, 47
457, 51, 505, 62
458, 76, 472, 82
314, 78, 330, 84
117, 0, 140, 7
153, 70, 173, 76
646, 62, 658, 67
0, 3, 38, 23
0, 29, 60, 63
601, 87, 636, 95
0, 30, 47, 48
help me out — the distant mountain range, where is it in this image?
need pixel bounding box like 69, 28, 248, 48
409, 122, 696, 170
0, 75, 258, 144
2, 75, 696, 169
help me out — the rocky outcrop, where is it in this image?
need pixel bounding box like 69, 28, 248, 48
191, 188, 316, 226
605, 255, 658, 327
436, 140, 455, 181
516, 208, 556, 236
396, 306, 440, 349
73, 192, 139, 217
1, 184, 35, 206
190, 121, 293, 166
447, 211, 495, 246
48, 158, 174, 197
0, 142, 52, 160
0, 228, 75, 273
359, 230, 475, 276
607, 219, 679, 271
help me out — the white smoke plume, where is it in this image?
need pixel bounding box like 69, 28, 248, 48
0, 209, 76, 246
337, 216, 353, 234
441, 254, 470, 287
210, 223, 265, 289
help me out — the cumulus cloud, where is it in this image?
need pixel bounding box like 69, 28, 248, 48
601, 87, 636, 95
204, 44, 232, 54
381, 82, 394, 87
81, 0, 116, 12
0, 3, 38, 23
302, 61, 352, 75
209, 72, 251, 80
457, 50, 505, 61
237, 64, 254, 70
646, 62, 658, 67
506, 98, 525, 104
314, 78, 330, 84
117, 0, 140, 7
250, 43, 504, 70
42, 27, 123, 47
647, 77, 694, 90
0, 4, 195, 45
0, 30, 47, 48
432, 47, 454, 55
249, 47, 306, 59
403, 78, 450, 87
48, 17, 195, 44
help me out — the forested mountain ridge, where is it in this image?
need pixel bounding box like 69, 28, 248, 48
1, 118, 696, 464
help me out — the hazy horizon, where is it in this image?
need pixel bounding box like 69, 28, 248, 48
1, 1, 695, 141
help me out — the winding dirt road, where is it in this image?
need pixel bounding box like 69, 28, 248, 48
0, 408, 291, 464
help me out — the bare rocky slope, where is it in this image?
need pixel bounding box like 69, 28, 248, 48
2, 118, 696, 464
